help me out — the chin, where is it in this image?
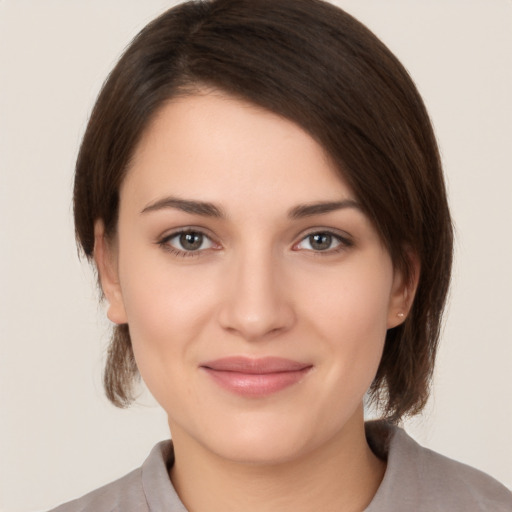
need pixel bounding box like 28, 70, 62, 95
208, 427, 315, 466
183, 403, 360, 466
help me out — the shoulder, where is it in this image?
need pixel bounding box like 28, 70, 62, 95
46, 440, 184, 512
366, 421, 512, 512
47, 466, 145, 512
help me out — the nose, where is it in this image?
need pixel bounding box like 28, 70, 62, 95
217, 247, 296, 342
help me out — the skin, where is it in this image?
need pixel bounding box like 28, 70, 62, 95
95, 91, 416, 511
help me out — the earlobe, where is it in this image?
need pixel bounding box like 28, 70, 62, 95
93, 220, 127, 325
387, 253, 420, 329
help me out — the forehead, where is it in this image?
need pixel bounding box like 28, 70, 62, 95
122, 92, 355, 213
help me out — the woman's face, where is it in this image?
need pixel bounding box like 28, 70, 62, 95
98, 91, 407, 464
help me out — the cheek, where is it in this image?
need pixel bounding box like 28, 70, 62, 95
298, 256, 393, 388
118, 234, 218, 327
302, 256, 393, 341
116, 246, 218, 400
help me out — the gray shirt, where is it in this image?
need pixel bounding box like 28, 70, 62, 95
48, 421, 512, 511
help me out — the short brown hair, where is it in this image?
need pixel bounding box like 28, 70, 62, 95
74, 0, 453, 421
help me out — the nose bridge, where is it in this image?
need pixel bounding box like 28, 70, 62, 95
218, 240, 294, 340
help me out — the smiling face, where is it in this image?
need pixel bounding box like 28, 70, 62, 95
96, 91, 409, 465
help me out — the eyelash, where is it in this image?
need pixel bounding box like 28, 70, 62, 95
157, 229, 218, 258
157, 228, 353, 258
295, 230, 354, 256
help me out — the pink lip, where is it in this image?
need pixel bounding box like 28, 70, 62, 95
200, 357, 312, 397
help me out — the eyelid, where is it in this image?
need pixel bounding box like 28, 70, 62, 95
293, 228, 354, 253
157, 227, 221, 257
156, 226, 354, 258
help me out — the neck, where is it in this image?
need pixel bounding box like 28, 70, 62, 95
169, 408, 385, 512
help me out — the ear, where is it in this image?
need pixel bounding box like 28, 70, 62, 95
93, 220, 127, 325
387, 252, 420, 329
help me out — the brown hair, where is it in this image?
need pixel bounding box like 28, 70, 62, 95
74, 0, 453, 421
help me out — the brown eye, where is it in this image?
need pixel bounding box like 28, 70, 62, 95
179, 232, 204, 251
308, 233, 333, 251
295, 230, 352, 254
160, 230, 215, 255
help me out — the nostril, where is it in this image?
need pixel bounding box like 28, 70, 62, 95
217, 300, 296, 341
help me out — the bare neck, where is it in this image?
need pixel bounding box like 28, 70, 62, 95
169, 410, 385, 512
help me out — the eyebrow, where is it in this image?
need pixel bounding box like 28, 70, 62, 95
140, 196, 361, 219
141, 197, 225, 217
288, 199, 362, 219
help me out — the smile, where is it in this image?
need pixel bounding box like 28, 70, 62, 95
200, 357, 313, 397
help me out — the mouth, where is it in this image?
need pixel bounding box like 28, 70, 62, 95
199, 356, 313, 397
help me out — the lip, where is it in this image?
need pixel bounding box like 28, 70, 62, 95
200, 357, 312, 397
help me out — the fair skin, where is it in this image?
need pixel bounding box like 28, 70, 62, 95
95, 91, 416, 512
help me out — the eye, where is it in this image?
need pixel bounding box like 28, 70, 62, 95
159, 230, 216, 256
295, 231, 352, 253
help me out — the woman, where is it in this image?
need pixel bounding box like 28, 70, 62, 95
47, 0, 511, 510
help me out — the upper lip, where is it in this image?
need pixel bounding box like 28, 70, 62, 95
200, 357, 311, 374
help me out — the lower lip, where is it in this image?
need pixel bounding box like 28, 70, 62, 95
201, 367, 311, 397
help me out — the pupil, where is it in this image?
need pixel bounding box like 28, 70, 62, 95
310, 233, 331, 250
180, 232, 203, 250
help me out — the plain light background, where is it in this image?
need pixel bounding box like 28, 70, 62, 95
1, 1, 511, 511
